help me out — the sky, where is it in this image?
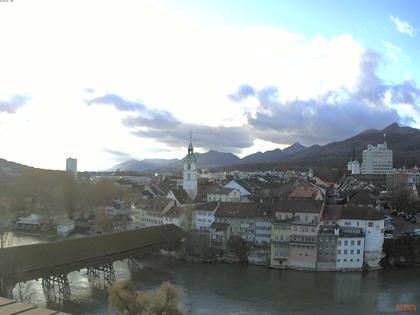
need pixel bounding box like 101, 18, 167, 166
0, 0, 419, 171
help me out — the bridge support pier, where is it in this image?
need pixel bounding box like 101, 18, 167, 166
0, 277, 14, 299
87, 262, 115, 285
127, 258, 142, 276
42, 273, 71, 303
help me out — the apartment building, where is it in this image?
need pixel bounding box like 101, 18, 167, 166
270, 200, 324, 270
361, 142, 393, 175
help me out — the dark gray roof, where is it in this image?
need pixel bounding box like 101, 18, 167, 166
209, 187, 236, 194
143, 197, 173, 212
210, 222, 230, 231
170, 188, 190, 204
215, 200, 324, 218
194, 201, 219, 211
323, 204, 384, 221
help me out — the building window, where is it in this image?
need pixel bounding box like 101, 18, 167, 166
338, 241, 341, 246
344, 240, 348, 246
350, 250, 354, 254
344, 250, 347, 254
368, 222, 373, 227
357, 240, 361, 246
351, 240, 354, 246
357, 249, 360, 254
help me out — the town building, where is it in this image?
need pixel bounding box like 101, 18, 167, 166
183, 133, 198, 200
167, 188, 190, 206
56, 219, 75, 237
193, 201, 219, 231
348, 160, 361, 175
361, 141, 393, 175
207, 187, 241, 202
270, 200, 324, 270
321, 204, 384, 270
223, 180, 252, 198
271, 201, 384, 271
134, 197, 175, 228
66, 157, 77, 178
288, 181, 324, 200
209, 222, 231, 251
162, 206, 187, 230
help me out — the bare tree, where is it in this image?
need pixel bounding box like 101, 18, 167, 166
14, 282, 36, 304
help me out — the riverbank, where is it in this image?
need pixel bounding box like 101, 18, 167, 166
381, 236, 420, 268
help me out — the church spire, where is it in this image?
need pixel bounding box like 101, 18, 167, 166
188, 131, 194, 155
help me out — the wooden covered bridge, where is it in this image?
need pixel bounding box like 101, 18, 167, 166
0, 224, 186, 301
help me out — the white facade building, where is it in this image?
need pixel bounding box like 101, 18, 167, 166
66, 158, 77, 177
207, 187, 241, 203
361, 142, 393, 175
347, 160, 360, 175
255, 217, 272, 246
336, 207, 385, 269
336, 230, 365, 270
183, 133, 198, 200
193, 202, 219, 231
223, 180, 251, 197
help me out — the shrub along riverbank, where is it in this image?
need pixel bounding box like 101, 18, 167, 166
381, 236, 420, 268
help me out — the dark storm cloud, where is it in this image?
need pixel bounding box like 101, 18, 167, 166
227, 84, 256, 102
132, 123, 254, 153
88, 93, 254, 152
0, 94, 30, 113
123, 109, 180, 129
85, 94, 146, 111
390, 80, 420, 108
352, 50, 388, 104
88, 49, 420, 151
239, 50, 418, 145
247, 93, 408, 145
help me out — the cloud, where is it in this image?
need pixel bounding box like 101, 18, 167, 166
235, 50, 418, 145
89, 94, 254, 152
382, 41, 403, 61
87, 47, 420, 153
103, 148, 132, 162
390, 15, 416, 36
227, 84, 256, 102
0, 94, 30, 113
247, 92, 409, 145
131, 124, 254, 153
84, 88, 95, 94
390, 79, 420, 108
85, 94, 145, 111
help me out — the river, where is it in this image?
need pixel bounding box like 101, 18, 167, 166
4, 233, 420, 315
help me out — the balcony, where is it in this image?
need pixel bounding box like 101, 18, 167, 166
339, 227, 364, 238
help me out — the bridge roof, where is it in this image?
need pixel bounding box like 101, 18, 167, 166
0, 225, 185, 277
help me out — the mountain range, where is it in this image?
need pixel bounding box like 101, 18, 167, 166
2, 123, 420, 175
109, 123, 420, 172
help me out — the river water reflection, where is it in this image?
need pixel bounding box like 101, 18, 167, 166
5, 233, 420, 315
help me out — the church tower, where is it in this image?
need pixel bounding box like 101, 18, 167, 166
183, 132, 197, 199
